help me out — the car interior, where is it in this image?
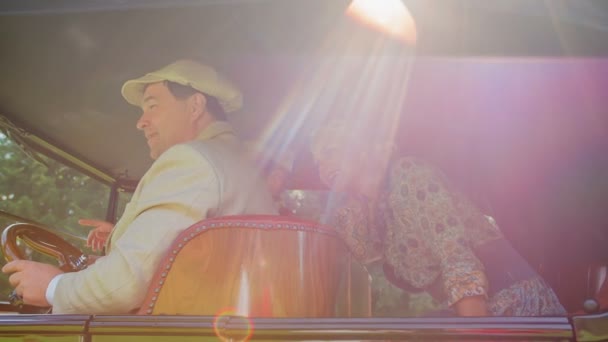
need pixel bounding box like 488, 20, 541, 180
0, 0, 607, 326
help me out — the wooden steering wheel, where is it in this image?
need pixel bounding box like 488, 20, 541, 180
1, 223, 88, 273
1, 223, 88, 311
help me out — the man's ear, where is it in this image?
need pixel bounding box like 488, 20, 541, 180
187, 93, 207, 120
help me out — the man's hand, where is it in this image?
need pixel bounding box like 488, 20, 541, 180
86, 254, 103, 266
79, 219, 114, 252
1, 260, 63, 307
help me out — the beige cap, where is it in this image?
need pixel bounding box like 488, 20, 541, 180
121, 59, 243, 113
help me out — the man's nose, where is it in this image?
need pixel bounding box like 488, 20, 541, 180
136, 112, 148, 130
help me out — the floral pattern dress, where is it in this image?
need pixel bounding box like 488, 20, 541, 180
328, 157, 566, 316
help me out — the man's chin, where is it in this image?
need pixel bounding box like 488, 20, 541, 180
149, 145, 171, 160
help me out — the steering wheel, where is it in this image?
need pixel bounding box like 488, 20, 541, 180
1, 222, 88, 273
1, 223, 89, 311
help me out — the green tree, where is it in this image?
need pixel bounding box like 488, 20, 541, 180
0, 132, 113, 299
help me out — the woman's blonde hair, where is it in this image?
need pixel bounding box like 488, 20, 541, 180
310, 118, 396, 163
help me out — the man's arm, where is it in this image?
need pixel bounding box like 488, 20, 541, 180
52, 145, 220, 314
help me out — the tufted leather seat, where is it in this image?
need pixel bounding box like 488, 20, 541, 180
138, 215, 371, 317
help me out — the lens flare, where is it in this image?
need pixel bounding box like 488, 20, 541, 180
213, 307, 254, 342
346, 0, 417, 45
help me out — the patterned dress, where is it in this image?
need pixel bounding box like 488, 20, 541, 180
328, 157, 566, 316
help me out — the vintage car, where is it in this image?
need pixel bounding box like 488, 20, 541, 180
0, 0, 607, 340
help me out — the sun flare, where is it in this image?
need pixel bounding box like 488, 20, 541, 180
346, 0, 417, 44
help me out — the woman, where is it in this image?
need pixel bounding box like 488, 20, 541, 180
310, 119, 566, 317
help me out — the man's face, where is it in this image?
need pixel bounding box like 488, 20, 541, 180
136, 82, 197, 159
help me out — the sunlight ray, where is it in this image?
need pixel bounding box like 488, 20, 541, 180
256, 1, 417, 176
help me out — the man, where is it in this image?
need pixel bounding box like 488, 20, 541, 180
2, 60, 277, 314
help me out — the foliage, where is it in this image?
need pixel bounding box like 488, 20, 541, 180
0, 132, 113, 299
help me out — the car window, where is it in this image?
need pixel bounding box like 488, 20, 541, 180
0, 131, 113, 299
111, 188, 132, 224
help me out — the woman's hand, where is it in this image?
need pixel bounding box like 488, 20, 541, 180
453, 295, 489, 316
79, 219, 114, 252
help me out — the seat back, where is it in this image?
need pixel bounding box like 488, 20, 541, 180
138, 215, 370, 317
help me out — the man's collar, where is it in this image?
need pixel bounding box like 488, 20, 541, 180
196, 121, 235, 141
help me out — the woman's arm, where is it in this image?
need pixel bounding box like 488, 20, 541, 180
386, 158, 490, 316
327, 195, 383, 264
453, 295, 489, 316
